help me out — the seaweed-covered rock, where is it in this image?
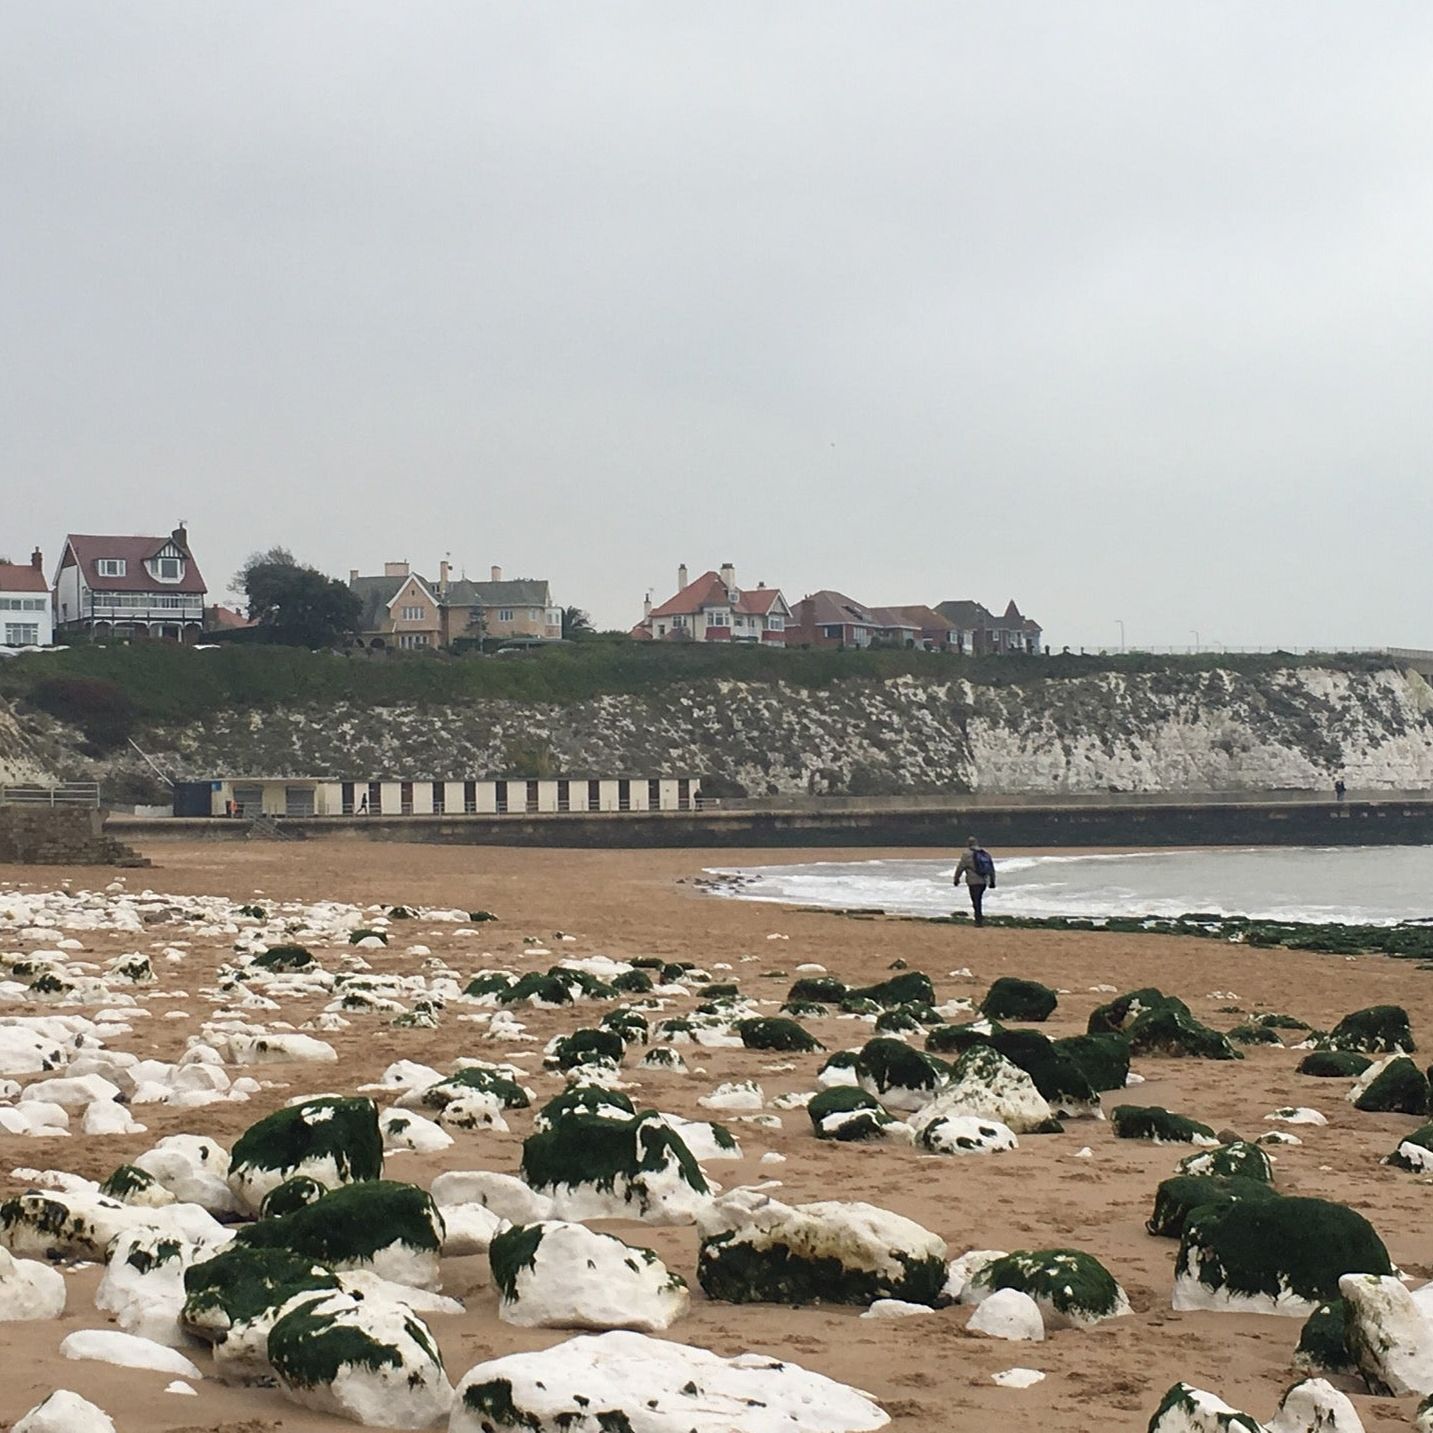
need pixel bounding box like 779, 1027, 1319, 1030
1146, 1383, 1263, 1433
988, 1030, 1101, 1119
254, 944, 315, 972
520, 1111, 711, 1224
1339, 1272, 1433, 1396
963, 1248, 1130, 1328
980, 977, 1057, 1023
0, 1190, 135, 1261
1111, 1105, 1217, 1146
1294, 1299, 1354, 1376
260, 1176, 328, 1220
919, 1114, 1017, 1156
268, 1288, 452, 1429
1350, 1055, 1430, 1115
499, 968, 616, 1006
808, 1087, 907, 1143
1053, 1032, 1132, 1093
544, 1028, 625, 1073
182, 1244, 342, 1379
489, 1221, 688, 1331
1088, 987, 1180, 1034
97, 1164, 177, 1209
96, 1228, 216, 1346
816, 1049, 862, 1088
533, 1086, 635, 1132
1384, 1121, 1433, 1172
1174, 1198, 1392, 1315
0, 1245, 65, 1322
847, 970, 936, 1008
924, 1018, 1005, 1056
1297, 1050, 1373, 1078
736, 1018, 823, 1053
1128, 1005, 1241, 1061
697, 1188, 946, 1307
853, 1038, 947, 1113
228, 1097, 383, 1214
407, 1065, 531, 1113
1326, 1005, 1414, 1054
787, 975, 848, 1005
1228, 1023, 1282, 1046
1146, 1176, 1280, 1238
449, 1329, 890, 1433
235, 1180, 445, 1291
911, 1044, 1058, 1136
1177, 1142, 1274, 1183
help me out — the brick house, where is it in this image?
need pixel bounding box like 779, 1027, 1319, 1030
935, 598, 1043, 655
53, 528, 207, 641
788, 590, 884, 648
873, 604, 954, 651
349, 561, 562, 649
633, 564, 790, 644
0, 550, 52, 647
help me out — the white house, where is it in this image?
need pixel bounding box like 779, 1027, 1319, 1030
633, 564, 790, 644
0, 550, 52, 647
53, 528, 208, 641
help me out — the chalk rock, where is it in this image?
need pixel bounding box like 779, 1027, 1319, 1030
268, 1288, 452, 1429
439, 1203, 508, 1257
911, 1045, 1056, 1135
697, 1188, 946, 1308
945, 1249, 1007, 1301
1147, 1383, 1266, 1432
1340, 1272, 1433, 1397
1265, 1378, 1364, 1433
919, 1114, 1017, 1156
967, 1287, 1045, 1341
95, 1227, 221, 1346
12, 1391, 116, 1433
854, 1039, 947, 1113
81, 1100, 146, 1136
0, 1189, 134, 1260
490, 1221, 688, 1332
60, 1328, 202, 1377
228, 1096, 383, 1213
430, 1170, 554, 1225
380, 1109, 454, 1154
0, 1245, 65, 1321
20, 1074, 121, 1109
134, 1134, 243, 1217
450, 1329, 889, 1432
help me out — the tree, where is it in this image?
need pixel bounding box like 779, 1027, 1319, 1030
235, 549, 361, 648
561, 606, 594, 639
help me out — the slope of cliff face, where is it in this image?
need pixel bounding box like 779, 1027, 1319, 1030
34, 663, 1433, 797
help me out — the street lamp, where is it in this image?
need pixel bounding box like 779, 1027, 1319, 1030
1190, 629, 1200, 653
1116, 619, 1125, 652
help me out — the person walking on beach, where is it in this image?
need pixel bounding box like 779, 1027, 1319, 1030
954, 836, 996, 926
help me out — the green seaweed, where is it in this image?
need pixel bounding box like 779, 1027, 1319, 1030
236, 1180, 442, 1264
979, 976, 1058, 1022
1111, 1104, 1216, 1144
970, 1248, 1125, 1321
1146, 1175, 1280, 1238
698, 1231, 944, 1307
736, 1017, 823, 1053
230, 1097, 383, 1187
1352, 1056, 1430, 1114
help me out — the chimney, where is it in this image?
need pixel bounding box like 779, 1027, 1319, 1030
384, 560, 409, 578
30, 548, 42, 572
172, 522, 188, 549
490, 565, 502, 583
643, 592, 652, 617
439, 559, 450, 595
677, 563, 688, 590
349, 568, 359, 585
720, 562, 736, 592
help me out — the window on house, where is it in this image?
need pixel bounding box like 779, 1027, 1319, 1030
824, 625, 843, 638
398, 633, 428, 649
767, 615, 783, 630
400, 605, 426, 621
97, 559, 126, 577
498, 609, 514, 622
432, 781, 445, 814
4, 624, 39, 645
530, 608, 540, 621
463, 779, 477, 814
154, 557, 182, 581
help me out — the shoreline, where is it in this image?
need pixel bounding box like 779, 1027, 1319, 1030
0, 838, 1427, 1432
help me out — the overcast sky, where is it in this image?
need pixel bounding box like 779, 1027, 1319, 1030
4, 3, 1431, 650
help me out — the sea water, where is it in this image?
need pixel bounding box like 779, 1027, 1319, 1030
705, 846, 1433, 925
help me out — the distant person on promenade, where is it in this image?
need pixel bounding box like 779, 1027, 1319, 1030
1334, 777, 1347, 802
953, 836, 996, 926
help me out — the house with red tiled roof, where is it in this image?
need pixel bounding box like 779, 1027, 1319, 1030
934, 598, 1043, 654
632, 564, 790, 645
875, 604, 955, 651
0, 549, 52, 647
53, 527, 207, 642
788, 590, 885, 648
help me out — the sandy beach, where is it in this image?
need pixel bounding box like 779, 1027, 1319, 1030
0, 838, 1428, 1432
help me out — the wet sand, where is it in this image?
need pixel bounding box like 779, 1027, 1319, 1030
0, 839, 1428, 1432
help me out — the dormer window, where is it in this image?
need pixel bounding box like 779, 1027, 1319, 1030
97, 559, 126, 577
151, 556, 183, 582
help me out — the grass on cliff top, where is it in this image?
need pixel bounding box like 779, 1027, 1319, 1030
0, 640, 1385, 725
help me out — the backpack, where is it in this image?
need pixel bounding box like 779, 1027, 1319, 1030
971, 848, 995, 881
